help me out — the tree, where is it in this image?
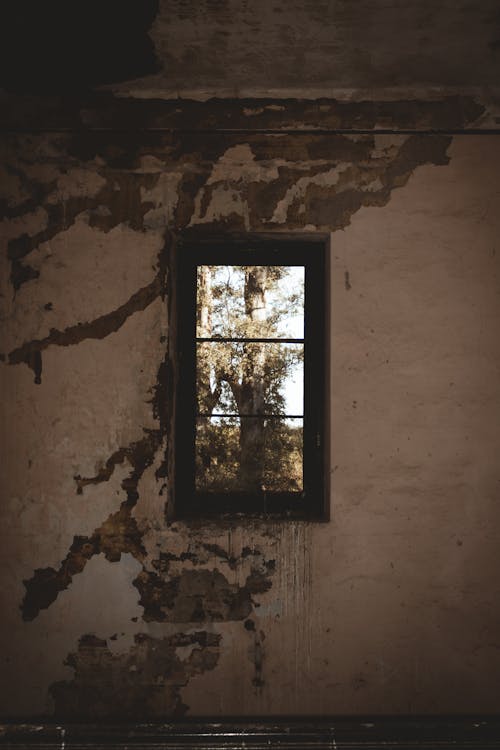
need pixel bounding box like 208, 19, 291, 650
196, 264, 304, 493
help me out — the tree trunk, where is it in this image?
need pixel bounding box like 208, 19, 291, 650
196, 265, 219, 414
238, 267, 267, 491
197, 265, 270, 492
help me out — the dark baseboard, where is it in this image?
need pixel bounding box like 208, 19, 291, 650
1, 718, 500, 749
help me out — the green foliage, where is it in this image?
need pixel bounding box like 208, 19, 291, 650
195, 264, 304, 492
196, 418, 303, 493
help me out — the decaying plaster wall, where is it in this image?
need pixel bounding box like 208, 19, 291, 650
2, 95, 500, 717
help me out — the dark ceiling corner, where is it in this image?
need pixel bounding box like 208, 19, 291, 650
0, 0, 160, 94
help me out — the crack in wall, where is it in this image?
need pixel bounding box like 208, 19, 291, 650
21, 430, 161, 621
3, 163, 161, 291
5, 268, 164, 384
18, 244, 171, 619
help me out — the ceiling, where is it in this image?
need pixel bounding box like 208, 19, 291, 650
1, 0, 499, 98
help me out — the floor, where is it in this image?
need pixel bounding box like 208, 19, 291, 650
2, 718, 500, 749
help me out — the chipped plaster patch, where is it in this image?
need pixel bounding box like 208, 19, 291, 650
372, 134, 409, 159
190, 184, 251, 229
3, 218, 163, 353
1, 300, 165, 579
46, 168, 107, 205
0, 165, 30, 207
206, 144, 280, 185
243, 107, 265, 116
141, 171, 184, 229
0, 553, 144, 717
1, 207, 49, 244
134, 555, 275, 624
270, 165, 348, 223
50, 628, 222, 719
68, 463, 134, 542
133, 442, 169, 548
134, 155, 168, 174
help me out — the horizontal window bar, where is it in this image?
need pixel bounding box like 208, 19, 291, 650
197, 413, 304, 418
196, 336, 304, 344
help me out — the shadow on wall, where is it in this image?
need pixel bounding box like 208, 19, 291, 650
0, 0, 160, 92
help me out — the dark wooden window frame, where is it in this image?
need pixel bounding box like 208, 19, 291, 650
173, 234, 330, 521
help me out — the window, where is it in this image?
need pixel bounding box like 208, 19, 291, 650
173, 236, 329, 519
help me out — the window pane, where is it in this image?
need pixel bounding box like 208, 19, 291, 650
196, 417, 303, 493
196, 265, 304, 339
196, 342, 303, 416
263, 418, 304, 491
196, 416, 240, 492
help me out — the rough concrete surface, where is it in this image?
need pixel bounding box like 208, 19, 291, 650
112, 0, 500, 97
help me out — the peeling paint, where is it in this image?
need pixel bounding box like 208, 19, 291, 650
2, 156, 165, 291
3, 85, 499, 719
21, 429, 161, 620
135, 552, 275, 623
6, 123, 453, 713
0, 94, 488, 132
179, 133, 451, 232
7, 270, 164, 383
50, 630, 221, 719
